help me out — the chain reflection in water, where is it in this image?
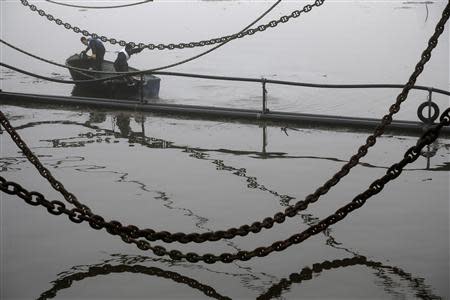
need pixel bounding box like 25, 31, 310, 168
1, 108, 448, 264
36, 254, 441, 300
257, 256, 442, 300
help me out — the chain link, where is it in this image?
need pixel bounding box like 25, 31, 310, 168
1, 2, 449, 263
1, 108, 448, 263
0, 111, 92, 215
21, 0, 324, 50
0, 0, 449, 247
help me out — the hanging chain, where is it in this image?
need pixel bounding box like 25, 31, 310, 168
20, 0, 324, 50
2, 107, 448, 264
0, 112, 92, 215
1, 3, 448, 264
2, 2, 448, 246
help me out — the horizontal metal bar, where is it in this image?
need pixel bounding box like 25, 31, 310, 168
150, 71, 450, 97
1, 60, 449, 97
1, 91, 448, 137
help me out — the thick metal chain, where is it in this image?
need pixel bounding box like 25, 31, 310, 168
2, 2, 448, 246
4, 0, 285, 78
20, 0, 324, 50
0, 112, 92, 215
1, 3, 448, 260
38, 264, 231, 300
2, 107, 448, 263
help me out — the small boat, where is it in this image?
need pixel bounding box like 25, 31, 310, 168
66, 53, 160, 100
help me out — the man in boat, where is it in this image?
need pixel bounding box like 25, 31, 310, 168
80, 36, 106, 71
113, 43, 144, 85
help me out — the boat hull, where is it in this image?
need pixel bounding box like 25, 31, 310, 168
66, 54, 160, 99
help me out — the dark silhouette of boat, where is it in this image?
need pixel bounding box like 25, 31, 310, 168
66, 53, 160, 100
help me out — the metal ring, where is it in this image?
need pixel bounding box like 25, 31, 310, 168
417, 101, 440, 124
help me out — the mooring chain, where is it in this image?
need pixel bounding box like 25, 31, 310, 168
0, 2, 447, 253
5, 1, 448, 246
295, 2, 449, 211
21, 0, 324, 50
4, 0, 286, 80
1, 108, 449, 264
1, 0, 449, 245
0, 113, 92, 216
38, 264, 231, 300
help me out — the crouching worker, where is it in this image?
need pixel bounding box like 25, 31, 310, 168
114, 44, 144, 85
80, 36, 106, 70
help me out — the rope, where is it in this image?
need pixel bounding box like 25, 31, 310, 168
0, 63, 106, 84
44, 0, 153, 9
0, 39, 98, 79
1, 62, 450, 98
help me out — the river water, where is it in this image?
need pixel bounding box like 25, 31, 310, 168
1, 1, 449, 299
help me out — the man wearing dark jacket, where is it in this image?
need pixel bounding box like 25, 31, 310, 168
80, 36, 106, 70
114, 44, 144, 72
114, 44, 144, 85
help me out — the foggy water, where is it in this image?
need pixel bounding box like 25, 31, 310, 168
1, 1, 449, 299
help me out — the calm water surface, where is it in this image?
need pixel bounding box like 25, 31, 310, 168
1, 1, 449, 299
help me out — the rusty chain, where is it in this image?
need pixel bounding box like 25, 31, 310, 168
1, 2, 448, 246
0, 112, 93, 215
1, 3, 448, 264
1, 107, 449, 264
20, 0, 324, 50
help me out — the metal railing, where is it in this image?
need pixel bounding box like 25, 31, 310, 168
143, 70, 449, 123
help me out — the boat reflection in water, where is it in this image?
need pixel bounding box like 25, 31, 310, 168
66, 53, 160, 100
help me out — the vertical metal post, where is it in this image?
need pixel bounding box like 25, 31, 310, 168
262, 124, 267, 156
426, 145, 431, 170
140, 74, 144, 103
262, 78, 267, 114
427, 88, 432, 123
140, 114, 146, 140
